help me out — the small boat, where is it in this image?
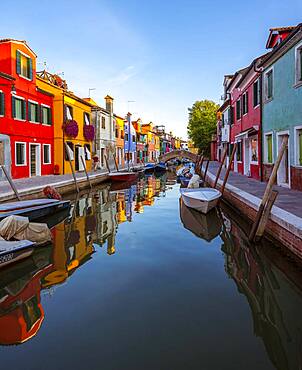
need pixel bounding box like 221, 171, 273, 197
108, 172, 138, 182
180, 177, 203, 188
144, 163, 155, 173
0, 199, 70, 221
154, 162, 167, 173
0, 240, 35, 268
180, 188, 221, 214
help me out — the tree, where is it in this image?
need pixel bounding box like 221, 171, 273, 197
187, 100, 219, 156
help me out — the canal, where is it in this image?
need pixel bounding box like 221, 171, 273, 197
1, 173, 302, 370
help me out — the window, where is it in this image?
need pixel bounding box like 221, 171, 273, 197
228, 106, 234, 125
43, 144, 51, 164
236, 141, 242, 162
15, 142, 26, 165
16, 50, 33, 80
125, 133, 129, 141
84, 144, 91, 160
265, 134, 273, 163
236, 100, 241, 120
28, 101, 39, 123
132, 135, 136, 142
84, 112, 90, 126
121, 130, 124, 139
0, 92, 4, 116
253, 79, 260, 107
12, 96, 26, 120
65, 141, 74, 160
242, 92, 248, 115
66, 105, 73, 120
265, 69, 273, 100
101, 116, 105, 129
295, 43, 302, 86
41, 105, 52, 125
250, 137, 258, 162
115, 128, 119, 138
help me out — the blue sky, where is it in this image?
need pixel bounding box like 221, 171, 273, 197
2, 0, 302, 139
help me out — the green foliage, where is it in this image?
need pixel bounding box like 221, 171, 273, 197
187, 100, 219, 156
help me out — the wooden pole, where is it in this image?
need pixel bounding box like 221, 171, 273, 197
214, 148, 228, 188
254, 190, 278, 243
249, 136, 288, 242
64, 142, 79, 193
220, 143, 237, 195
104, 154, 110, 173
0, 165, 21, 200
203, 159, 210, 182
80, 156, 92, 189
113, 153, 119, 172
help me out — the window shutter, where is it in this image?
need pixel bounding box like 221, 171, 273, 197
0, 92, 4, 116
267, 135, 272, 163
28, 58, 33, 80
22, 100, 26, 120
28, 102, 31, 121
299, 133, 302, 165
11, 96, 16, 118
246, 92, 248, 113
38, 105, 42, 123
16, 50, 21, 74
48, 108, 52, 124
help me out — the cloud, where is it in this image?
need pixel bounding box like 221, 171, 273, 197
106, 65, 137, 87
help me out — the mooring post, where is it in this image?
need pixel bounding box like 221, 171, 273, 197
254, 190, 278, 243
104, 154, 111, 173
0, 164, 21, 200
80, 156, 92, 190
249, 136, 288, 242
203, 159, 210, 182
64, 142, 79, 193
220, 143, 237, 195
214, 148, 228, 188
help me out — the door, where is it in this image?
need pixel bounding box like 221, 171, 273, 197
0, 141, 4, 179
277, 134, 290, 187
30, 144, 41, 177
243, 138, 249, 175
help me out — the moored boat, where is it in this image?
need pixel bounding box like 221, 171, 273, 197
108, 172, 139, 182
0, 199, 70, 221
154, 162, 167, 173
144, 163, 155, 173
0, 240, 35, 268
180, 188, 221, 214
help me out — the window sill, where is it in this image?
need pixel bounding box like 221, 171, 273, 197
43, 162, 52, 165
15, 163, 27, 167
29, 121, 40, 124
42, 123, 52, 126
250, 161, 259, 165
264, 97, 273, 104
13, 118, 26, 122
18, 74, 32, 82
293, 81, 302, 89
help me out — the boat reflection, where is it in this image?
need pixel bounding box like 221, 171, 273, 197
179, 199, 222, 242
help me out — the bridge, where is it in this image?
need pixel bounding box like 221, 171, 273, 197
159, 150, 198, 163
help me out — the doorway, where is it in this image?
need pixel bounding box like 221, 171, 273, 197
244, 138, 249, 176
277, 133, 290, 187
29, 144, 41, 177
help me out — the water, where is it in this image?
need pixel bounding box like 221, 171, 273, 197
1, 174, 302, 370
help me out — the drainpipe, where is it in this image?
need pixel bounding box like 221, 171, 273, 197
253, 60, 264, 181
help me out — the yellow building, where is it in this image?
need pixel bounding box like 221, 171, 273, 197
36, 71, 93, 175
188, 140, 199, 154
174, 137, 181, 150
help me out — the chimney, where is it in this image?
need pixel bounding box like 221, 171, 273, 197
105, 95, 114, 113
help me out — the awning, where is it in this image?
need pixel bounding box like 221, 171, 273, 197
235, 125, 259, 141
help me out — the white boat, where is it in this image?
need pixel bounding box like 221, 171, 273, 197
0, 240, 35, 268
180, 188, 221, 214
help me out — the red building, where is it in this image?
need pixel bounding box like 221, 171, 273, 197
230, 57, 263, 180
0, 39, 54, 180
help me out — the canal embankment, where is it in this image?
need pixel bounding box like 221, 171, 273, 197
203, 161, 302, 258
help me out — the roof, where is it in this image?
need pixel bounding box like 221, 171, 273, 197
0, 39, 37, 57
235, 52, 271, 87
259, 23, 302, 67
269, 26, 296, 32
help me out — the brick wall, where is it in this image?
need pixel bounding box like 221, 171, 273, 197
291, 166, 302, 191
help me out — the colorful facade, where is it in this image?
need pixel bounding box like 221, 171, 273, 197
124, 112, 137, 165
0, 39, 54, 179
114, 114, 125, 168
36, 71, 93, 175
132, 118, 146, 163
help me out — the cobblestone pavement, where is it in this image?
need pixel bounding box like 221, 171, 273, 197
206, 161, 302, 219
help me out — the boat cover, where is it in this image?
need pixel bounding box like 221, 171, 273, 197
188, 174, 201, 188
0, 216, 52, 244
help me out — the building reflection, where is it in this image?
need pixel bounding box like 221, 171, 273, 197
221, 214, 302, 370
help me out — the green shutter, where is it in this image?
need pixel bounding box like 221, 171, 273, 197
16, 50, 21, 74
22, 100, 26, 120
0, 92, 4, 116
28, 58, 33, 80
299, 132, 302, 165
267, 135, 272, 163
28, 102, 31, 121
246, 92, 248, 113
11, 96, 16, 118
48, 107, 52, 125
38, 105, 42, 123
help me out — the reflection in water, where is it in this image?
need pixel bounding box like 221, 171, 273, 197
0, 174, 302, 370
